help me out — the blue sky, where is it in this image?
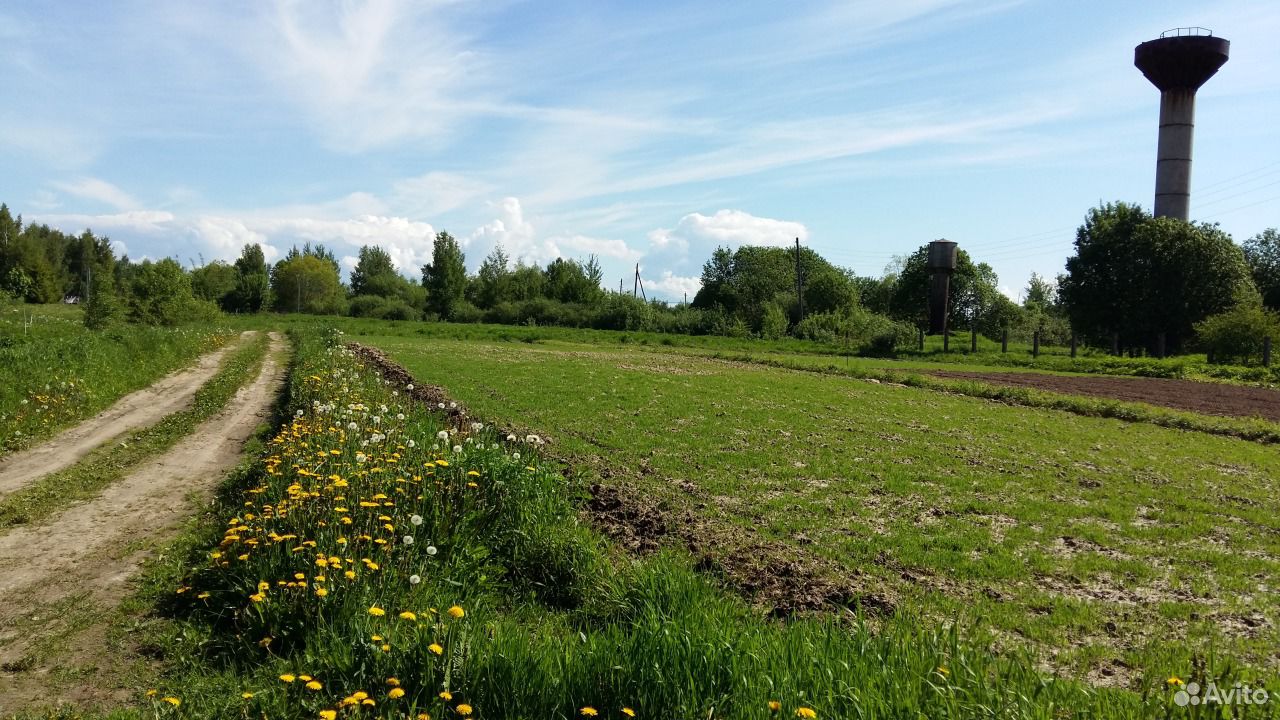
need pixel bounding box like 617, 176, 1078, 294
2, 0, 1277, 302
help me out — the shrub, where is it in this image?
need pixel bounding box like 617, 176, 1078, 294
1194, 304, 1280, 365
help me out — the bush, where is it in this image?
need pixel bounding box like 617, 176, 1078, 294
1194, 304, 1280, 365
759, 303, 788, 340
349, 294, 422, 321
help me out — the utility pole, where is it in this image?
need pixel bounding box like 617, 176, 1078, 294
794, 237, 805, 321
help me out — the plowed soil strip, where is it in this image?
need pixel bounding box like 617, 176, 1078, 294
0, 332, 251, 498
0, 333, 287, 713
930, 370, 1280, 423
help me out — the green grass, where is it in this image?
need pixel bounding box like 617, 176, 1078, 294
121, 327, 1183, 719
358, 332, 1280, 688
226, 313, 1280, 385
0, 332, 272, 529
0, 303, 230, 455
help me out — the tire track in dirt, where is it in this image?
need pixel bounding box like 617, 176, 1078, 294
0, 331, 254, 499
0, 332, 287, 714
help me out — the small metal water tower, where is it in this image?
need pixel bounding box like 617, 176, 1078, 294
926, 240, 958, 335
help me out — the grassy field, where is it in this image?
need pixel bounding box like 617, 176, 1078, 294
355, 330, 1280, 691
227, 314, 1279, 385
128, 328, 1164, 719
0, 304, 229, 454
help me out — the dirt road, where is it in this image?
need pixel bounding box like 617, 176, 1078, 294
0, 331, 252, 499
0, 331, 287, 714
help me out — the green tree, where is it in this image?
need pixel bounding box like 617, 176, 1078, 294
229, 244, 271, 313
506, 261, 546, 302
888, 243, 1001, 331
421, 231, 467, 319
472, 244, 512, 309
350, 245, 404, 299
191, 261, 237, 305
1023, 273, 1057, 311
544, 257, 602, 304
1059, 202, 1256, 352
129, 258, 213, 325
272, 252, 345, 315
1242, 228, 1280, 311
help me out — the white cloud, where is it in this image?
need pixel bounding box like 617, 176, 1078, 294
467, 197, 554, 267
632, 209, 809, 300
50, 177, 140, 211
643, 271, 701, 301
392, 171, 494, 217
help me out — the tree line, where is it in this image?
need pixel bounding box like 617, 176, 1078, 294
2, 201, 1277, 362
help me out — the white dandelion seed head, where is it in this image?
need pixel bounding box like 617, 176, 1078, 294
470, 422, 484, 432
356, 452, 367, 463
347, 422, 359, 431
512, 452, 521, 460
437, 430, 449, 440
449, 402, 457, 409
438, 402, 445, 409
407, 384, 414, 391
402, 535, 414, 545
396, 413, 405, 421
425, 546, 438, 556
506, 434, 516, 442
410, 514, 423, 526
409, 574, 421, 585
452, 445, 462, 454
407, 439, 416, 448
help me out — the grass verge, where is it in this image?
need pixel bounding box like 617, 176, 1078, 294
0, 331, 271, 529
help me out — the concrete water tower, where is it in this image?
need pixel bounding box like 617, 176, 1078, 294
1134, 28, 1229, 221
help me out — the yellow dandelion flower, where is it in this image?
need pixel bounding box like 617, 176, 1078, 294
439, 691, 453, 701
386, 677, 400, 687
937, 666, 949, 676
428, 643, 444, 656
315, 587, 328, 597
352, 691, 369, 701
362, 698, 376, 707
369, 606, 386, 616
389, 688, 406, 699
622, 709, 635, 717
456, 704, 473, 716
447, 605, 465, 619
417, 714, 431, 720
299, 675, 312, 682
796, 708, 817, 719
320, 711, 337, 720
145, 689, 158, 697
381, 644, 391, 652
399, 611, 417, 621
241, 692, 254, 699
345, 570, 356, 580
280, 674, 297, 683
581, 708, 598, 717
306, 681, 323, 691
1167, 676, 1184, 686
163, 697, 181, 707
467, 470, 480, 477
371, 635, 383, 642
